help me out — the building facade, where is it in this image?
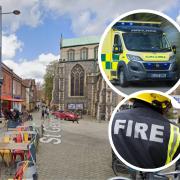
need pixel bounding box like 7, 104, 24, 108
23, 79, 37, 111
0, 62, 37, 113
12, 73, 23, 111
51, 36, 122, 121
1, 63, 13, 111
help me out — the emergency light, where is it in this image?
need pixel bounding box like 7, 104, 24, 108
143, 62, 170, 70
113, 21, 162, 33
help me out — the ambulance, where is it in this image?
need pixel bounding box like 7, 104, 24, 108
101, 21, 178, 87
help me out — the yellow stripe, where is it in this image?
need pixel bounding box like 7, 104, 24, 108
106, 53, 112, 61
102, 62, 106, 70
166, 124, 180, 164
170, 126, 180, 160
112, 62, 118, 71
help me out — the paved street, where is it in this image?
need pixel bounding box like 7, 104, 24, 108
30, 112, 116, 180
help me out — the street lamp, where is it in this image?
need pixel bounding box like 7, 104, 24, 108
0, 6, 20, 117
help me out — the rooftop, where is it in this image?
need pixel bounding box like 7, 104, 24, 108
61, 36, 100, 48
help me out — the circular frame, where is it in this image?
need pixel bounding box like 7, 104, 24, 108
108, 89, 180, 172
98, 9, 180, 97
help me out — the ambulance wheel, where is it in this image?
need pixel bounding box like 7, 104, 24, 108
119, 69, 128, 87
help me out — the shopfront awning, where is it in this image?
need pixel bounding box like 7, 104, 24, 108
0, 96, 24, 102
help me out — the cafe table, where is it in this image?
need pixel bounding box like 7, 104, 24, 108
0, 142, 29, 151
5, 131, 37, 135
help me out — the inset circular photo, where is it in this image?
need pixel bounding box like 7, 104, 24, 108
109, 90, 180, 172
98, 10, 180, 96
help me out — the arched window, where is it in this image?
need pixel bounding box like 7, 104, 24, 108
71, 64, 84, 96
67, 49, 75, 61
94, 46, 98, 60
80, 47, 88, 60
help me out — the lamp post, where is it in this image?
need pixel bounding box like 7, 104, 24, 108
0, 6, 20, 117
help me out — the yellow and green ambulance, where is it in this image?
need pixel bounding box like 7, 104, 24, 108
101, 21, 178, 87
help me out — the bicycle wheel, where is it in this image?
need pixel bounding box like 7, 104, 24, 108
112, 159, 129, 176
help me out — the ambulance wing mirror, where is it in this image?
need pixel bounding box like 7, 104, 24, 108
172, 45, 176, 54
113, 44, 123, 54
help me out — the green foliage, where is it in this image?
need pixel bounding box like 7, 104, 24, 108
43, 61, 57, 104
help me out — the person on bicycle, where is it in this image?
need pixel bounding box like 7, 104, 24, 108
111, 92, 180, 169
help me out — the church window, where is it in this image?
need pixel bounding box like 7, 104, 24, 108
94, 46, 98, 60
80, 47, 88, 60
71, 64, 84, 96
68, 49, 75, 61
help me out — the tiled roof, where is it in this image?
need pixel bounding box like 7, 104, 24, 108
61, 36, 100, 48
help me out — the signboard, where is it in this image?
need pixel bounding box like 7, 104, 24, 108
67, 103, 84, 110
67, 104, 76, 110
76, 103, 83, 110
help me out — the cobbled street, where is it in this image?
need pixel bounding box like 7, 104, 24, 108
31, 112, 115, 180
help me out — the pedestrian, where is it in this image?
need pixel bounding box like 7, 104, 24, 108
111, 93, 180, 169
22, 109, 29, 122
45, 106, 50, 119
28, 112, 33, 121
41, 109, 45, 120
13, 109, 20, 122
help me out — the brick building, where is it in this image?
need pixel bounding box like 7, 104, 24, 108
12, 73, 23, 111
1, 63, 13, 111
0, 62, 37, 112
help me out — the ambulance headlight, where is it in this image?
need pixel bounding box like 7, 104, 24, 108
169, 55, 176, 61
126, 54, 143, 61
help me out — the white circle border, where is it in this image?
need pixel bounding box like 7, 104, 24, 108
108, 89, 180, 172
98, 9, 180, 98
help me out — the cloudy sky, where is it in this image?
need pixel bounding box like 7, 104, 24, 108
0, 0, 180, 82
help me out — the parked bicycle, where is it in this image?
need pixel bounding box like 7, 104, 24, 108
111, 159, 180, 180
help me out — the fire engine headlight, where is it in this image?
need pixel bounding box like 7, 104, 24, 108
169, 55, 176, 62
126, 54, 143, 61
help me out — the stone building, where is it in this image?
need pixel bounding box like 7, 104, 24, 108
51, 36, 122, 121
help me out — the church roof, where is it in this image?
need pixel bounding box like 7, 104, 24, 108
61, 36, 100, 48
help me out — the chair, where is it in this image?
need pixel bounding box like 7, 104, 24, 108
0, 136, 12, 166
23, 132, 30, 143
12, 133, 25, 162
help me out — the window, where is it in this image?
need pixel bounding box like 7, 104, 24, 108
114, 34, 122, 47
80, 48, 88, 60
68, 49, 75, 61
71, 64, 84, 96
94, 46, 98, 60
122, 33, 171, 52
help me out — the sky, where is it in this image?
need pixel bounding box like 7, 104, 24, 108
0, 0, 180, 83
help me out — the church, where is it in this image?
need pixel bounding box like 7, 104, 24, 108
51, 36, 122, 121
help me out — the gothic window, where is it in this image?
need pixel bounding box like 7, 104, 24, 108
67, 49, 75, 61
94, 46, 98, 60
80, 47, 88, 60
71, 64, 84, 96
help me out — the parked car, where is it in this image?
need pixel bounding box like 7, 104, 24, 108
52, 110, 80, 123
52, 110, 67, 119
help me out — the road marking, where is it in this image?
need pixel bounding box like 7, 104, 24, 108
40, 118, 61, 145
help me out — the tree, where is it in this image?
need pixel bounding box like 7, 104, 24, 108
43, 60, 57, 105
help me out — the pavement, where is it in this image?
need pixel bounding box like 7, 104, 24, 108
26, 112, 120, 180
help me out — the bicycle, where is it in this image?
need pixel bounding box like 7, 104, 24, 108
108, 170, 180, 180
112, 151, 136, 179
